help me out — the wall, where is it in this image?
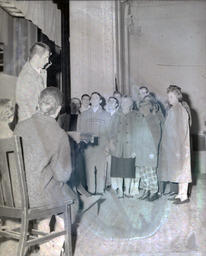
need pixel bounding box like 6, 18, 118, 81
0, 73, 17, 99
128, 0, 206, 134
70, 1, 116, 99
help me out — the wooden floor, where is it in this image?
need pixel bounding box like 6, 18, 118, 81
1, 175, 206, 256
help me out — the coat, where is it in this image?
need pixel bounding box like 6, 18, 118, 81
158, 102, 192, 183
14, 112, 76, 208
109, 111, 158, 168
145, 113, 162, 155
16, 61, 47, 122
109, 111, 138, 159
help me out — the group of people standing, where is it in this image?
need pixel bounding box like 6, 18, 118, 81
59, 84, 192, 205
1, 41, 192, 209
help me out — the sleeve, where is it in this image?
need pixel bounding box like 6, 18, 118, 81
16, 74, 39, 119
51, 133, 72, 182
182, 101, 192, 126
180, 106, 190, 144
173, 105, 190, 158
103, 113, 111, 144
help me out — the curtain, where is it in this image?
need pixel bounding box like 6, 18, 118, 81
0, 7, 37, 76
12, 0, 61, 47
0, 8, 9, 46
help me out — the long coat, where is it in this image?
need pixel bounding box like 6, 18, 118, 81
109, 111, 139, 159
16, 62, 47, 122
158, 102, 192, 183
14, 112, 77, 208
109, 111, 158, 168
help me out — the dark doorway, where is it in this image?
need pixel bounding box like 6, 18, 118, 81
37, 29, 61, 89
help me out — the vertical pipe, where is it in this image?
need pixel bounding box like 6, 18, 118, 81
61, 1, 71, 111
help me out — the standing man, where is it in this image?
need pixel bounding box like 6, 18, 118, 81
77, 92, 111, 194
16, 42, 51, 122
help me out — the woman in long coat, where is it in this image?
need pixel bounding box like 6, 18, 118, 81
158, 86, 191, 204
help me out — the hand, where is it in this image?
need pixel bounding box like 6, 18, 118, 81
104, 147, 110, 156
109, 140, 116, 152
131, 153, 136, 158
67, 132, 81, 144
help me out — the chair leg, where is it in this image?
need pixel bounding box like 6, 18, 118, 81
64, 204, 73, 256
17, 214, 29, 256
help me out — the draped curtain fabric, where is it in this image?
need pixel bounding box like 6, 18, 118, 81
0, 8, 9, 46
12, 0, 61, 47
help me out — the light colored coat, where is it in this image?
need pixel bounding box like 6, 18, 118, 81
158, 102, 192, 183
16, 62, 47, 122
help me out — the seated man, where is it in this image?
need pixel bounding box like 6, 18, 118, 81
15, 87, 77, 210
14, 87, 99, 255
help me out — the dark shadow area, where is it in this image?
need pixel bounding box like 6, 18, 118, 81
9, 103, 18, 131
38, 30, 61, 89
182, 93, 200, 134
182, 92, 200, 187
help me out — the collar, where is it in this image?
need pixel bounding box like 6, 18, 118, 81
91, 106, 99, 113
33, 112, 56, 123
110, 109, 116, 116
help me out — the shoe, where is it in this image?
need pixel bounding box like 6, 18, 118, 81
163, 191, 171, 195
169, 192, 177, 196
168, 195, 179, 201
105, 185, 111, 191
157, 192, 163, 197
173, 198, 190, 204
124, 194, 133, 198
148, 193, 159, 201
139, 191, 150, 200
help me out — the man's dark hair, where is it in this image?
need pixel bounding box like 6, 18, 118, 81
70, 97, 81, 105
29, 42, 50, 60
81, 94, 90, 100
91, 91, 102, 100
139, 86, 149, 93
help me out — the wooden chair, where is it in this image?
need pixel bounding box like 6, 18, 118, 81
0, 136, 74, 256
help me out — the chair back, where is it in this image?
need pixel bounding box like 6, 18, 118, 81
0, 136, 29, 209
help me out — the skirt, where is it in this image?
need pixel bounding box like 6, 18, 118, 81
111, 156, 135, 178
